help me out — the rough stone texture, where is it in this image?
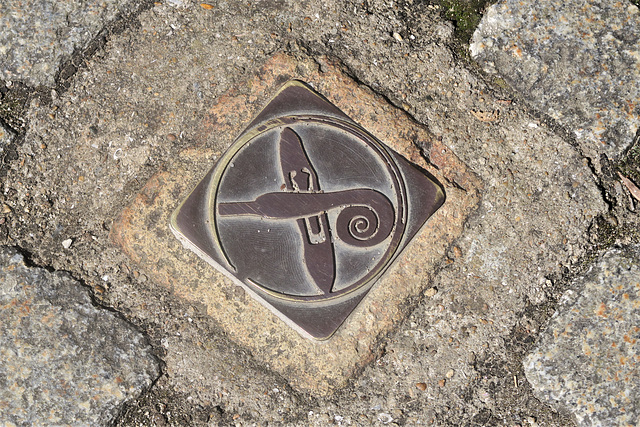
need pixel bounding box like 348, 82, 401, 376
0, 121, 13, 153
0, 246, 159, 425
471, 0, 640, 161
0, 1, 610, 424
525, 245, 640, 426
0, 0, 137, 87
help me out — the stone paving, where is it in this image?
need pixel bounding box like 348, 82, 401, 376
472, 0, 640, 163
473, 1, 640, 425
0, 0, 638, 425
525, 244, 640, 426
0, 0, 140, 87
0, 246, 159, 425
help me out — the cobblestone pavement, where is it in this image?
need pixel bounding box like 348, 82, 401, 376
0, 0, 638, 425
0, 247, 159, 425
525, 244, 640, 426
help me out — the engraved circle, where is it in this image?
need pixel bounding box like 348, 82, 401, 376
212, 116, 407, 302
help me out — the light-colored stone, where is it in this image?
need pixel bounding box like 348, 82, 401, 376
525, 245, 640, 426
472, 0, 640, 160
0, 0, 137, 87
0, 246, 159, 425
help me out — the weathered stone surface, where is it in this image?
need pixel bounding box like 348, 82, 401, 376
0, 0, 137, 87
2, 1, 610, 424
471, 0, 640, 160
525, 245, 640, 426
0, 246, 159, 425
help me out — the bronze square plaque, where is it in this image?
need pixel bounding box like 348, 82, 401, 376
111, 53, 480, 395
170, 80, 445, 340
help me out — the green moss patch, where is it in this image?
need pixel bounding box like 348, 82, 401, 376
438, 0, 494, 44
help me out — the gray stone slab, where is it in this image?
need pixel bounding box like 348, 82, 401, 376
524, 245, 640, 426
471, 0, 640, 160
0, 0, 136, 87
0, 246, 159, 425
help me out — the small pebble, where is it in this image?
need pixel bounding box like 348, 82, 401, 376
167, 133, 177, 142
424, 287, 438, 297
2, 204, 11, 213
392, 32, 403, 42
377, 413, 393, 424
62, 239, 73, 249
446, 369, 454, 378
438, 379, 446, 387
416, 382, 427, 391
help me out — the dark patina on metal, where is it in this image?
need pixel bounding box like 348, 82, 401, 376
170, 80, 445, 340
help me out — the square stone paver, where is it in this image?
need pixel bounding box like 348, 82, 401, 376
111, 53, 480, 395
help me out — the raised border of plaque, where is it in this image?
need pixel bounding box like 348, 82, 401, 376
170, 80, 445, 340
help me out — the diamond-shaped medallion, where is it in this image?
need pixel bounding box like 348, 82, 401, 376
170, 80, 444, 340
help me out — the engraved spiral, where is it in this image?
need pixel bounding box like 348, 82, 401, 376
337, 205, 390, 247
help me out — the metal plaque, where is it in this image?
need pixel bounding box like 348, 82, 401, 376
170, 80, 445, 340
